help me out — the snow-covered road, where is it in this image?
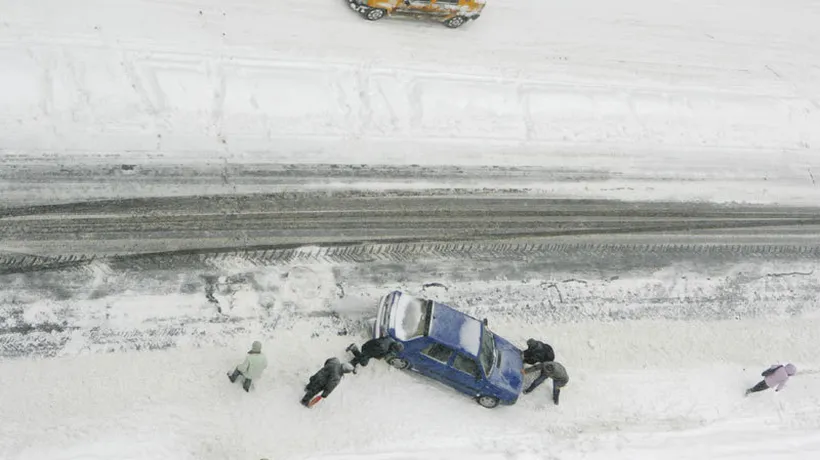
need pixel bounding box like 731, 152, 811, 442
3, 0, 820, 204
5, 191, 820, 260
3, 0, 819, 156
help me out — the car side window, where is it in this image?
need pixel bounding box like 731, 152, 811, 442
421, 344, 454, 363
453, 354, 480, 379
436, 0, 460, 4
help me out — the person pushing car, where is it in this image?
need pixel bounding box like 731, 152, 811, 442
523, 361, 569, 405
522, 338, 555, 365
346, 336, 405, 369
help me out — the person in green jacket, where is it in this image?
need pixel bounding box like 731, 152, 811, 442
227, 341, 269, 392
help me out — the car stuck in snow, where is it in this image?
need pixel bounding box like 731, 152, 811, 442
371, 290, 524, 408
347, 0, 485, 29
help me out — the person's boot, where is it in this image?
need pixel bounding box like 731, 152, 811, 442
243, 378, 252, 392
346, 343, 358, 353
227, 369, 241, 383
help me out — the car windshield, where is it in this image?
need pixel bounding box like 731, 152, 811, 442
479, 328, 496, 377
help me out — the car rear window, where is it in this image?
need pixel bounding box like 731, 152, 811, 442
394, 296, 431, 340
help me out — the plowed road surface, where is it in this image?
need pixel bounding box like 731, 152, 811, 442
4, 193, 820, 257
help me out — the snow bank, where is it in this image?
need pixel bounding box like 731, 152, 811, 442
0, 253, 820, 460
2, 255, 820, 460
1, 318, 818, 460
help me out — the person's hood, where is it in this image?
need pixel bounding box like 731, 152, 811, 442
785, 363, 797, 375
250, 341, 262, 353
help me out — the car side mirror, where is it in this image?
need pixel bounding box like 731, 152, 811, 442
483, 318, 488, 326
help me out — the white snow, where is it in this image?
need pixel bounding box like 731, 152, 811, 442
2, 0, 820, 205
458, 316, 482, 356
1, 314, 819, 460
2, 259, 820, 459
3, 0, 820, 458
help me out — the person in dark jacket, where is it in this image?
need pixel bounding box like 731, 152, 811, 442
346, 336, 405, 368
522, 338, 555, 365
523, 361, 569, 405
300, 357, 355, 407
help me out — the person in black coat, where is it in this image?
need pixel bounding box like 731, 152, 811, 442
301, 358, 355, 407
522, 338, 555, 365
346, 336, 405, 368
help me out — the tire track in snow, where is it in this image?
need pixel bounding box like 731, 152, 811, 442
3, 193, 820, 273
4, 242, 820, 276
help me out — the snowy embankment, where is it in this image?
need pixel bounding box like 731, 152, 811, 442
1, 255, 820, 459
2, 0, 820, 204
2, 319, 818, 460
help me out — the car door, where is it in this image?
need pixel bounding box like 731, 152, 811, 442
446, 352, 485, 395
416, 343, 455, 385
431, 0, 461, 16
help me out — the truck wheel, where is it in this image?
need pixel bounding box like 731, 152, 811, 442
387, 357, 410, 370
444, 16, 466, 28
477, 395, 499, 408
363, 8, 386, 21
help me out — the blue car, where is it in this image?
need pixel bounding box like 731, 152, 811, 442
372, 290, 524, 408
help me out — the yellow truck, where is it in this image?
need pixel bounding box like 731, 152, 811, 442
347, 0, 486, 29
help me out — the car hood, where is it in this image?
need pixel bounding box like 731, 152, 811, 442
487, 334, 524, 395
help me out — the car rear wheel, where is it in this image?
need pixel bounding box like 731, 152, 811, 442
363, 8, 386, 21
387, 357, 410, 370
444, 16, 466, 28
477, 395, 499, 408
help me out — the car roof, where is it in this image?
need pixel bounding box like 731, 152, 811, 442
427, 301, 483, 357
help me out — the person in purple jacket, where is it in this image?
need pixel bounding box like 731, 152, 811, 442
745, 363, 797, 395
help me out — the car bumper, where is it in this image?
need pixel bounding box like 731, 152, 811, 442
372, 293, 391, 338
348, 0, 370, 13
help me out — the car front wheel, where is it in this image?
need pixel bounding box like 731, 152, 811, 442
476, 395, 499, 408
363, 8, 386, 21
387, 357, 410, 370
